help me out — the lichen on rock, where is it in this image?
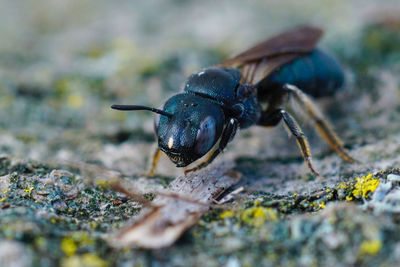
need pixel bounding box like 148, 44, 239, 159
1, 0, 400, 266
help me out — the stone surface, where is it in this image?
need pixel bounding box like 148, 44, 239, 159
0, 0, 400, 266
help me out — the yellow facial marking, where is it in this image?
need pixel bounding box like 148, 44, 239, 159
168, 136, 174, 149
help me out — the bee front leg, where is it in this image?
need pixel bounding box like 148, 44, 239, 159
145, 147, 162, 177
184, 118, 239, 175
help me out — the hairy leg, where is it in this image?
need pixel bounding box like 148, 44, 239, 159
284, 84, 355, 163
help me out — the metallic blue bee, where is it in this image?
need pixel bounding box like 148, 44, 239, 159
112, 25, 355, 176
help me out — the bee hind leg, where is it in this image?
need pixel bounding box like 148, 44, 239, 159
283, 84, 356, 163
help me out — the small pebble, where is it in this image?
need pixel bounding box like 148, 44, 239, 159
387, 174, 400, 182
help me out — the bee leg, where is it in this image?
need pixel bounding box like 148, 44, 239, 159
185, 118, 239, 175
145, 147, 162, 177
283, 84, 356, 163
257, 109, 320, 177
280, 109, 320, 177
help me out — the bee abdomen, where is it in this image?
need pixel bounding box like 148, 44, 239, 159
259, 49, 345, 98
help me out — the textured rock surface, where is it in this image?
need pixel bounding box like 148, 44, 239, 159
0, 0, 400, 266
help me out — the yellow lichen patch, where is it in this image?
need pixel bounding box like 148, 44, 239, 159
67, 94, 84, 109
54, 78, 69, 98
96, 180, 110, 191
89, 221, 99, 229
240, 206, 278, 228
352, 173, 380, 198
61, 237, 77, 256
319, 202, 326, 209
360, 240, 382, 255
72, 232, 94, 246
81, 253, 108, 267
24, 186, 34, 197
61, 232, 95, 257
112, 36, 137, 60
86, 47, 104, 59
35, 237, 47, 250
109, 111, 127, 123
61, 256, 80, 267
61, 253, 108, 267
337, 181, 352, 190
220, 210, 234, 219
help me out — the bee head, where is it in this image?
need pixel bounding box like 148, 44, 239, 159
155, 94, 224, 167
111, 93, 225, 167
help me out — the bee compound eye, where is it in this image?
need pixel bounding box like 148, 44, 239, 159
194, 116, 216, 155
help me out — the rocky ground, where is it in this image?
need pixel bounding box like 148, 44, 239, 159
1, 1, 400, 266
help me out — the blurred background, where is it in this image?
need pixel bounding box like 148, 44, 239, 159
1, 0, 400, 178
2, 0, 400, 266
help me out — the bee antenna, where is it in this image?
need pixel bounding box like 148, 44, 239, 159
111, 104, 173, 118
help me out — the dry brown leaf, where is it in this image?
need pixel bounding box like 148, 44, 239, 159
109, 163, 241, 249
